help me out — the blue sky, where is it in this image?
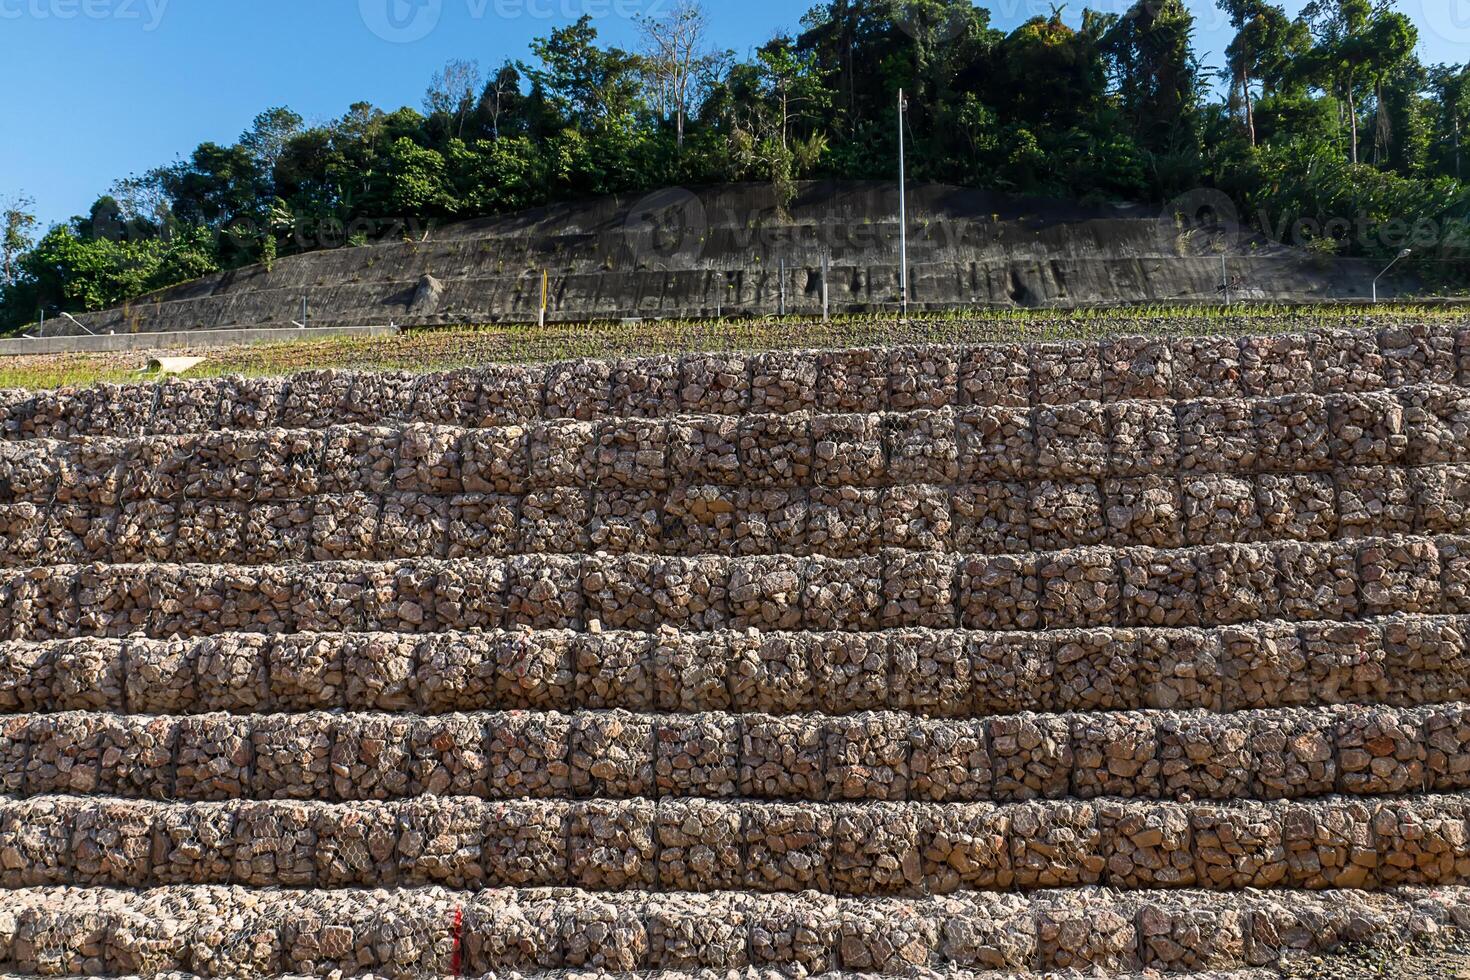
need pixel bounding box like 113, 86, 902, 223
1, 0, 1465, 229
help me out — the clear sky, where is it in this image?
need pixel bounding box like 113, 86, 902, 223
1, 0, 1464, 229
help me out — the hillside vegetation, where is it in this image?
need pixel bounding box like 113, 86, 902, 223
3, 0, 1470, 330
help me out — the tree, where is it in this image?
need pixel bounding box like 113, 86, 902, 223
158, 143, 269, 230
1104, 0, 1204, 174
990, 13, 1109, 132
638, 0, 722, 148
1302, 0, 1374, 164
1364, 10, 1418, 166
425, 59, 483, 139
754, 35, 830, 152
476, 62, 524, 140
1218, 0, 1309, 146
525, 17, 643, 132
17, 224, 219, 314
1, 194, 37, 286
240, 107, 305, 174
375, 137, 455, 216
1429, 64, 1470, 180
108, 172, 174, 235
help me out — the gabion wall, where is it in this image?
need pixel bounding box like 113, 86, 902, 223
1, 326, 1463, 440
3, 884, 1470, 977
1, 616, 1466, 717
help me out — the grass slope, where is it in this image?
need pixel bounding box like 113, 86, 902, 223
1, 305, 1467, 390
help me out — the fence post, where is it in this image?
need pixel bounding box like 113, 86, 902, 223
822, 252, 830, 323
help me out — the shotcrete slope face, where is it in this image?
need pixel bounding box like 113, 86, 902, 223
59, 182, 1378, 337
8, 325, 1470, 977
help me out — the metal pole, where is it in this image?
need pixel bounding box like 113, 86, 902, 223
822, 252, 831, 323
779, 258, 787, 317
540, 270, 548, 327
302, 297, 308, 330
898, 88, 909, 320
1373, 249, 1412, 304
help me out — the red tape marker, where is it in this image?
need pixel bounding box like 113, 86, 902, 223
449, 905, 465, 977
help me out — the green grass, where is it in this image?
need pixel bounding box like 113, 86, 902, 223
1, 303, 1466, 391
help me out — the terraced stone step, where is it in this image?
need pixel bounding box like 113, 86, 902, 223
0, 971, 1287, 980
3, 884, 1466, 976
0, 972, 1288, 980
5, 460, 1470, 568
4, 326, 1464, 441
5, 794, 1468, 893
6, 386, 1468, 502
3, 617, 1465, 718
6, 705, 1466, 804
3, 535, 1461, 641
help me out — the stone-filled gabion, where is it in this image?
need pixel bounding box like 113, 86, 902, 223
655, 799, 742, 893
1384, 617, 1470, 706
1417, 464, 1470, 535
1256, 473, 1337, 542
886, 409, 959, 484
957, 407, 1034, 482
742, 802, 832, 892
610, 356, 680, 418
811, 413, 886, 488
1337, 466, 1415, 538
960, 343, 1031, 408
1177, 398, 1257, 473
1108, 401, 1180, 478
959, 554, 1040, 630
1031, 342, 1103, 405
1191, 801, 1286, 890
1196, 544, 1280, 627
1402, 385, 1470, 465
1099, 801, 1195, 888
1072, 712, 1160, 799
1275, 541, 1360, 622
1030, 480, 1105, 550
1313, 328, 1386, 394
1182, 474, 1260, 546
680, 354, 749, 414
816, 349, 886, 414
751, 350, 818, 415
890, 347, 960, 412
1104, 475, 1184, 549
952, 481, 1031, 554
739, 714, 824, 800
1249, 708, 1339, 800
989, 713, 1072, 800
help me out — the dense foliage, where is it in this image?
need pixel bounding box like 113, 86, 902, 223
3, 0, 1469, 329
